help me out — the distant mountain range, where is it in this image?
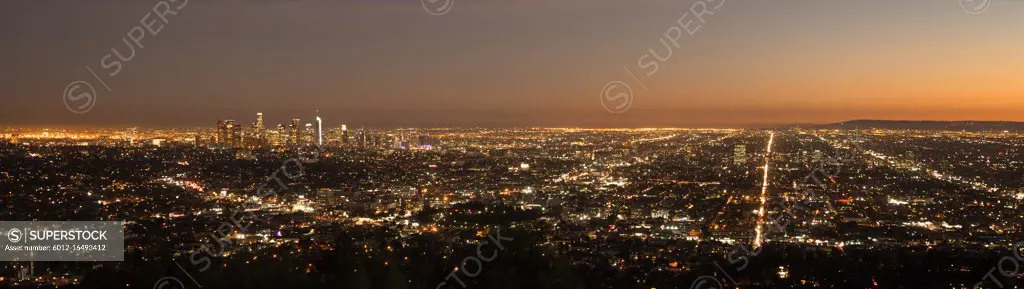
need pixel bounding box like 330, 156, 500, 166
796, 120, 1024, 131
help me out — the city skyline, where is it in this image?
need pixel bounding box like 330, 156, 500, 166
6, 108, 1024, 130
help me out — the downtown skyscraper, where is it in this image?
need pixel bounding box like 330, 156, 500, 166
290, 118, 301, 146
316, 115, 324, 147
216, 120, 242, 148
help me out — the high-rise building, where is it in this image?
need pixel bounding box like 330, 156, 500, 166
256, 112, 265, 131
254, 112, 265, 144
216, 120, 228, 146
303, 123, 314, 146
217, 120, 242, 148
316, 116, 324, 146
341, 125, 349, 144
290, 118, 301, 146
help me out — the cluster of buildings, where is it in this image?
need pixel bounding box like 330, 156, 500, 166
214, 112, 335, 148
213, 112, 438, 149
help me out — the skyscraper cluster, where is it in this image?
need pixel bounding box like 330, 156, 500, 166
216, 112, 336, 149
213, 112, 439, 150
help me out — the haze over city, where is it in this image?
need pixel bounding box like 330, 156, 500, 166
2, 0, 1023, 127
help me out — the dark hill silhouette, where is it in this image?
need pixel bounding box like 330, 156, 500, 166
796, 120, 1024, 131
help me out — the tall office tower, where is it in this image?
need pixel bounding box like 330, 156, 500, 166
217, 120, 241, 148
256, 113, 265, 131
290, 118, 301, 146
255, 112, 265, 143
734, 144, 747, 166
316, 116, 324, 146
304, 123, 315, 146
216, 120, 228, 146
341, 125, 349, 144
812, 150, 823, 165
230, 122, 242, 148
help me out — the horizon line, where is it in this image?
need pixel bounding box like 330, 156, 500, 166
3, 119, 1024, 131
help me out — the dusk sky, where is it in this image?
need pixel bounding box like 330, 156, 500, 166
1, 0, 1022, 128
